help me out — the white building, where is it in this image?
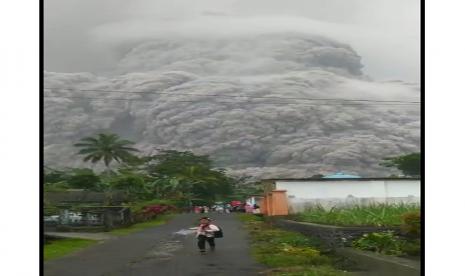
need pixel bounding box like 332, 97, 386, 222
262, 176, 421, 213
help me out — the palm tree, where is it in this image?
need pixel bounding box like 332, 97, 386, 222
74, 133, 139, 169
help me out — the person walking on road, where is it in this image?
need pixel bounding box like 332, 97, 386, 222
196, 217, 220, 254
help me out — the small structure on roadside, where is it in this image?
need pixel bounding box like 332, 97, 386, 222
259, 177, 420, 215
44, 190, 131, 231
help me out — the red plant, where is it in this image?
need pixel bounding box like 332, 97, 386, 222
142, 204, 176, 218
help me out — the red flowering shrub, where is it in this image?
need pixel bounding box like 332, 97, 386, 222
138, 204, 176, 221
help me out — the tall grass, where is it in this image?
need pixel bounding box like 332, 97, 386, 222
292, 204, 420, 227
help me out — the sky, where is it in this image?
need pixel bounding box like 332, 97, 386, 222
45, 0, 420, 82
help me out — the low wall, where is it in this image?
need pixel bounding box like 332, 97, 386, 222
272, 219, 421, 275
336, 248, 421, 276
276, 179, 421, 212
272, 219, 400, 248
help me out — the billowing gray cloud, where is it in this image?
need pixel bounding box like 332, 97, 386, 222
45, 0, 420, 82
44, 33, 420, 178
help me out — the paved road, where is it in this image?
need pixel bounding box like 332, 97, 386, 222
44, 213, 265, 276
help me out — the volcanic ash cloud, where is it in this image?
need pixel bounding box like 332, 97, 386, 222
44, 34, 420, 178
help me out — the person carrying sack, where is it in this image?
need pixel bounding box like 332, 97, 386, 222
196, 217, 221, 254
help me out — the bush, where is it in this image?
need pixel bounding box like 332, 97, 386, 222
400, 212, 421, 238
131, 202, 177, 223
257, 253, 330, 267
400, 239, 421, 256
129, 199, 183, 213
268, 265, 349, 276
352, 231, 403, 255
240, 214, 345, 274
353, 230, 421, 257
143, 204, 176, 215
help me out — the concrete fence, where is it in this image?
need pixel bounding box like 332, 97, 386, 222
273, 179, 420, 213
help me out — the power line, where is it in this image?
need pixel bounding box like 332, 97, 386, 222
44, 87, 420, 104
43, 95, 419, 107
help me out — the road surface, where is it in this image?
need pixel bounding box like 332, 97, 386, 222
44, 213, 265, 276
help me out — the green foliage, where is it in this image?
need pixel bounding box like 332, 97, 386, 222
352, 231, 403, 255
44, 181, 71, 192
108, 171, 146, 199
66, 168, 101, 190
44, 167, 69, 183
293, 204, 420, 227
400, 239, 421, 256
74, 133, 139, 168
381, 152, 421, 176
240, 214, 346, 275
144, 150, 235, 201
269, 265, 349, 276
44, 196, 60, 215
128, 199, 185, 213
256, 252, 329, 267
226, 180, 263, 201
49, 136, 248, 211
44, 238, 97, 261
352, 230, 421, 257
237, 213, 264, 222
44, 168, 101, 191
109, 214, 174, 236
146, 150, 212, 175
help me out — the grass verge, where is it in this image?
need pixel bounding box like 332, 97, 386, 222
109, 214, 174, 236
238, 214, 352, 276
44, 238, 97, 261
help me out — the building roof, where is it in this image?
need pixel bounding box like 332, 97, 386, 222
323, 172, 361, 179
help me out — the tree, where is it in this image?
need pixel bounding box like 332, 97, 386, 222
145, 150, 234, 201
381, 152, 421, 177
66, 168, 101, 190
74, 133, 139, 169
146, 150, 212, 176
44, 167, 69, 184
109, 171, 146, 200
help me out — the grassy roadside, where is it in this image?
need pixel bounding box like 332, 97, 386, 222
44, 238, 97, 261
109, 214, 175, 236
238, 214, 352, 276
